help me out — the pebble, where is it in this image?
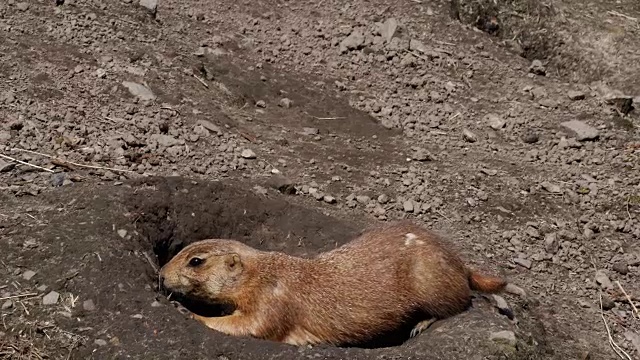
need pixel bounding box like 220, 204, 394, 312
122, 81, 156, 101
601, 294, 615, 310
16, 2, 30, 11
139, 0, 157, 15
0, 159, 15, 172
567, 90, 586, 101
278, 98, 292, 108
323, 195, 336, 204
560, 120, 599, 141
403, 200, 414, 213
462, 129, 477, 143
340, 30, 365, 53
379, 18, 398, 43
0, 131, 11, 144
151, 300, 162, 307
378, 194, 389, 204
240, 149, 256, 159
544, 233, 559, 254
51, 173, 66, 187
541, 181, 561, 194
489, 330, 516, 346
612, 261, 629, 275
150, 134, 182, 147
196, 120, 222, 135
594, 270, 613, 290
522, 132, 539, 144
256, 100, 266, 108
529, 59, 546, 75
2, 300, 13, 310
117, 229, 127, 238
301, 127, 319, 136
22, 270, 36, 280
83, 299, 96, 311
94, 339, 108, 346
411, 148, 433, 161
485, 114, 505, 130
409, 39, 427, 53
492, 294, 514, 319
514, 257, 532, 269
42, 291, 60, 305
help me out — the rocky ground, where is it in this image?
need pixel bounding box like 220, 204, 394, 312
1, 0, 639, 359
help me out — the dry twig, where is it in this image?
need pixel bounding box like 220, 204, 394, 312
0, 292, 38, 301
193, 74, 209, 88
599, 292, 633, 360
0, 153, 54, 173
12, 148, 135, 173
615, 281, 639, 320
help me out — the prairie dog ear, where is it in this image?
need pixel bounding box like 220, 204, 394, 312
224, 253, 242, 271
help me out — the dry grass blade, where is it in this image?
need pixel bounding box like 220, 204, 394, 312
615, 281, 639, 320
0, 153, 54, 173
599, 292, 633, 360
11, 148, 135, 173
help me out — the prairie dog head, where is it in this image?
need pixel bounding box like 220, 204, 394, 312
159, 239, 245, 302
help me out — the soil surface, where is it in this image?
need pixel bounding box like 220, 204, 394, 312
1, 0, 639, 359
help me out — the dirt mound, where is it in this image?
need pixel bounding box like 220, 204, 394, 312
0, 178, 547, 359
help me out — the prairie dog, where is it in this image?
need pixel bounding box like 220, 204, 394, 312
159, 221, 507, 346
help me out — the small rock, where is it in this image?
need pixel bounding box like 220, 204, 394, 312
529, 60, 546, 76
541, 181, 562, 194
117, 229, 127, 238
462, 129, 477, 143
544, 233, 559, 254
624, 332, 640, 356
16, 2, 30, 11
403, 200, 414, 213
94, 339, 108, 346
409, 39, 427, 53
240, 149, 256, 159
301, 127, 319, 136
278, 98, 292, 108
196, 120, 221, 135
522, 132, 539, 144
22, 270, 36, 280
122, 81, 156, 101
560, 120, 599, 141
323, 195, 336, 204
83, 299, 96, 311
492, 295, 514, 319
612, 261, 629, 275
0, 131, 11, 144
340, 30, 365, 53
96, 68, 107, 78
355, 195, 370, 204
256, 100, 266, 108
601, 294, 616, 310
485, 114, 505, 130
489, 330, 516, 346
514, 257, 532, 269
2, 300, 13, 310
43, 291, 60, 305
151, 300, 162, 307
0, 159, 14, 172
51, 173, 66, 187
380, 18, 398, 43
378, 194, 389, 204
411, 148, 433, 161
594, 270, 613, 290
139, 0, 157, 16
150, 134, 183, 147
567, 91, 586, 101
266, 176, 295, 195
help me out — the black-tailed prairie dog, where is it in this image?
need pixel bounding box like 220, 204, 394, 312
159, 220, 509, 346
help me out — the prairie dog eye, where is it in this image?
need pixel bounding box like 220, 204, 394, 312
188, 257, 204, 267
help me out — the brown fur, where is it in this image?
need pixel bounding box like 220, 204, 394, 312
159, 220, 507, 346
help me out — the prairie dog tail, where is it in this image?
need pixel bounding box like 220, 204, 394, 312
468, 270, 507, 293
